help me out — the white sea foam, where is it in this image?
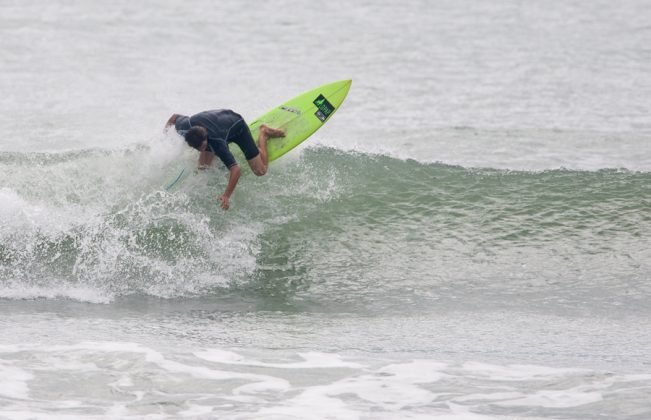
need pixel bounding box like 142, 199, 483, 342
0, 283, 112, 304
0, 362, 33, 399
494, 388, 604, 408
460, 362, 589, 381
0, 340, 649, 419
0, 188, 89, 237
195, 349, 363, 369
177, 404, 216, 417
378, 360, 449, 383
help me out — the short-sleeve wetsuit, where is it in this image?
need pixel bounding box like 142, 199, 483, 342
175, 109, 259, 168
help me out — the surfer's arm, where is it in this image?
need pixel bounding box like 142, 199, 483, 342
219, 164, 240, 210
164, 114, 179, 130
198, 150, 214, 169
212, 142, 239, 210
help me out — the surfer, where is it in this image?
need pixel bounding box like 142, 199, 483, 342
165, 110, 285, 210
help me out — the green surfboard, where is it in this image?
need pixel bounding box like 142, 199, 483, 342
164, 80, 352, 191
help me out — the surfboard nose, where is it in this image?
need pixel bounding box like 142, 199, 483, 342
340, 79, 352, 95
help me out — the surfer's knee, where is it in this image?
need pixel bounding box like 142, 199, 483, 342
247, 155, 267, 176
252, 166, 267, 177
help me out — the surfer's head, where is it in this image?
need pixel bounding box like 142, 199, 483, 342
184, 126, 208, 151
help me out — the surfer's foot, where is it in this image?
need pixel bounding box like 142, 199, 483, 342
260, 124, 285, 138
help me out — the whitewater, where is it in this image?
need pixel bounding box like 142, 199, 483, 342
1, 0, 651, 418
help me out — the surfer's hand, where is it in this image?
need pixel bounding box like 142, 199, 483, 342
164, 114, 178, 132
219, 195, 230, 210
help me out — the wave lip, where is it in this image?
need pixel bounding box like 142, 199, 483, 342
320, 127, 651, 172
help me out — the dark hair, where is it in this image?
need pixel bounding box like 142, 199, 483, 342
184, 127, 207, 149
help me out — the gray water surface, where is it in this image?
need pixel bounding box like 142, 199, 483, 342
1, 0, 651, 418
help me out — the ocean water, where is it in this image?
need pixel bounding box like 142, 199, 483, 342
1, 0, 651, 418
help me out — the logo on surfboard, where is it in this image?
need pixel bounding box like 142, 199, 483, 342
313, 94, 335, 122
280, 106, 301, 115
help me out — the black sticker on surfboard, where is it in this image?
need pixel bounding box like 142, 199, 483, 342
313, 94, 335, 122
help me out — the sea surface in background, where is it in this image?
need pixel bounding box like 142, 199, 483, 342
1, 0, 650, 418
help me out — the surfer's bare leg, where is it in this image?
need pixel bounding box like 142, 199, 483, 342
248, 125, 285, 176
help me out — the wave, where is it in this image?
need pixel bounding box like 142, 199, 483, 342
318, 127, 651, 172
1, 144, 649, 303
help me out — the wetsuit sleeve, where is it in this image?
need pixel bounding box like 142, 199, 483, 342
174, 115, 191, 134
209, 140, 238, 169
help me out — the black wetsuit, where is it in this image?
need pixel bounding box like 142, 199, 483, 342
175, 109, 258, 168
